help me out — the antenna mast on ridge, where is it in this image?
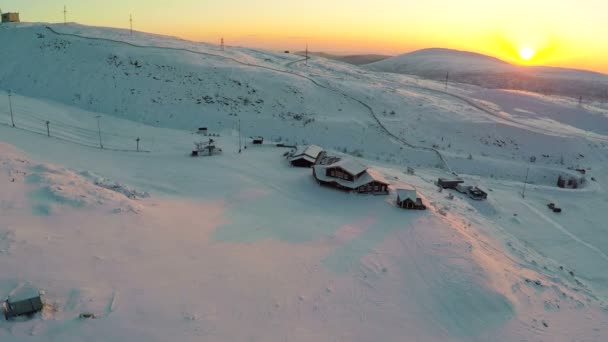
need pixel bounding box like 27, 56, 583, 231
221, 37, 225, 51
305, 43, 308, 65
130, 14, 133, 35
63, 5, 67, 24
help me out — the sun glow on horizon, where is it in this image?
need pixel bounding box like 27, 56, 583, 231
519, 47, 536, 61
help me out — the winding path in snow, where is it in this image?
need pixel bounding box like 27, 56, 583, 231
44, 26, 453, 173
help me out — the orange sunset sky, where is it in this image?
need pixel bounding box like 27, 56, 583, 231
4, 0, 607, 73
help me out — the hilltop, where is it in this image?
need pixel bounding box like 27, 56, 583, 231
366, 48, 608, 100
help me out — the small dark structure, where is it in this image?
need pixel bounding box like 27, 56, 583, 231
252, 136, 264, 145
437, 178, 464, 189
467, 187, 488, 200
548, 203, 562, 213
1, 13, 20, 23
191, 139, 222, 157
197, 127, 208, 135
557, 175, 580, 189
284, 50, 290, 54
289, 145, 324, 167
3, 293, 43, 320
396, 188, 426, 210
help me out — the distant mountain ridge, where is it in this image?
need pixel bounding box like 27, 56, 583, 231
366, 48, 608, 100
295, 51, 392, 65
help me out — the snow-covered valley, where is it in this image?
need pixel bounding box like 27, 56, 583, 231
1, 23, 608, 341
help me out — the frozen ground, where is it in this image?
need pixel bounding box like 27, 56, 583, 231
1, 23, 608, 341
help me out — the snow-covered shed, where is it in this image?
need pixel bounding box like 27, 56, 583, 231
396, 186, 426, 210
313, 158, 389, 194
1, 13, 20, 23
3, 287, 43, 320
290, 145, 323, 167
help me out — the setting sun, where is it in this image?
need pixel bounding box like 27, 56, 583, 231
519, 47, 535, 61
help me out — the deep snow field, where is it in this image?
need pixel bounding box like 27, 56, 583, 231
1, 23, 608, 341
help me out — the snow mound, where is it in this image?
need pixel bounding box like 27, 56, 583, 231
0, 144, 145, 215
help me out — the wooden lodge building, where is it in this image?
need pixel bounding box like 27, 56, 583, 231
396, 187, 426, 210
1, 12, 20, 23
313, 158, 389, 194
290, 145, 324, 167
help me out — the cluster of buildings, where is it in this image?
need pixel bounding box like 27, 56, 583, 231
288, 145, 426, 210
437, 178, 488, 200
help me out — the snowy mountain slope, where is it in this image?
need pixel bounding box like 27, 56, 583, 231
366, 48, 608, 100
1, 23, 607, 175
2, 121, 607, 341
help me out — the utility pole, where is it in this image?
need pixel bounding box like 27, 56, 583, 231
305, 43, 309, 65
63, 5, 67, 24
522, 166, 530, 198
95, 115, 104, 149
129, 14, 133, 35
46, 121, 50, 137
221, 38, 224, 51
445, 72, 449, 91
8, 90, 15, 127
136, 137, 140, 152
238, 119, 242, 153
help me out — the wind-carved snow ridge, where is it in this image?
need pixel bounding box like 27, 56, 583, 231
85, 172, 150, 200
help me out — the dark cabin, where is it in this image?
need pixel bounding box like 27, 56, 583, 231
252, 137, 264, 145
437, 178, 464, 189
4, 295, 43, 320
396, 188, 426, 210
197, 127, 208, 135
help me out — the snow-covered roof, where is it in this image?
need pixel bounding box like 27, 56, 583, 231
313, 159, 390, 189
291, 145, 323, 162
396, 187, 418, 201
328, 159, 367, 176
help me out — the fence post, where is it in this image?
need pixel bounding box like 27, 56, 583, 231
8, 91, 15, 128
46, 121, 50, 137
136, 137, 140, 152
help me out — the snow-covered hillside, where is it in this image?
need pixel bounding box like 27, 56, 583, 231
1, 22, 608, 341
366, 48, 608, 100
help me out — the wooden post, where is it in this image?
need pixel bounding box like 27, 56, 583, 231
238, 119, 242, 153
522, 166, 530, 198
46, 121, 50, 137
136, 137, 140, 152
95, 115, 104, 149
8, 91, 15, 127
